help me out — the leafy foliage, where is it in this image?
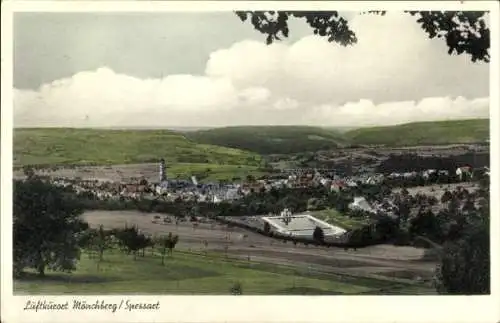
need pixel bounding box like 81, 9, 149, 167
263, 221, 271, 234
156, 232, 179, 265
236, 11, 490, 62
78, 225, 115, 261
434, 179, 490, 294
313, 226, 325, 243
113, 225, 152, 260
230, 281, 243, 295
13, 175, 87, 276
236, 11, 356, 46
408, 11, 490, 62
186, 125, 347, 155
434, 218, 489, 294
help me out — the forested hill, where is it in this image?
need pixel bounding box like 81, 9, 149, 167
344, 119, 489, 147
184, 126, 349, 155
186, 119, 489, 154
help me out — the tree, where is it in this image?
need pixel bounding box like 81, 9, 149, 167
374, 216, 399, 241
395, 199, 411, 229
409, 210, 443, 243
230, 281, 243, 295
77, 225, 114, 270
441, 190, 453, 204
236, 11, 490, 63
431, 175, 490, 294
157, 232, 179, 265
136, 234, 152, 257
313, 226, 324, 244
246, 174, 256, 182
95, 225, 113, 261
13, 177, 86, 277
77, 226, 112, 260
77, 228, 99, 258
434, 217, 489, 294
114, 225, 146, 260
263, 221, 271, 234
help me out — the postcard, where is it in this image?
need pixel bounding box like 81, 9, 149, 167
1, 1, 499, 323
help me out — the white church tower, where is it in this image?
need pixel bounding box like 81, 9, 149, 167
159, 158, 167, 183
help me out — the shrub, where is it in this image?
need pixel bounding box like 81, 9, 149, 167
230, 282, 243, 295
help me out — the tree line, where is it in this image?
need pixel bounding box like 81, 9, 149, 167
376, 152, 490, 174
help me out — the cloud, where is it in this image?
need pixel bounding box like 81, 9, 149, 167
14, 12, 489, 128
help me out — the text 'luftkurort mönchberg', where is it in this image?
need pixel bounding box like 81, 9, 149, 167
24, 299, 160, 313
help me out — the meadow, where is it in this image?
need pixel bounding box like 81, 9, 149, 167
167, 163, 268, 182
13, 128, 262, 167
14, 250, 435, 295
13, 119, 489, 179
14, 120, 489, 171
311, 209, 371, 230
344, 119, 489, 147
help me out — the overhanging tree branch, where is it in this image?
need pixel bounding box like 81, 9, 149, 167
235, 10, 490, 63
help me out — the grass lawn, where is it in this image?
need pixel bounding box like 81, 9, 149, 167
167, 163, 267, 182
345, 118, 489, 147
312, 209, 371, 230
14, 250, 432, 295
13, 128, 262, 167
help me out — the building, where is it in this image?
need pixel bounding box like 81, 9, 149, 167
330, 180, 347, 192
456, 166, 473, 181
159, 158, 167, 183
348, 196, 377, 214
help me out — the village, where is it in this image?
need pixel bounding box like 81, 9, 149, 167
20, 157, 488, 223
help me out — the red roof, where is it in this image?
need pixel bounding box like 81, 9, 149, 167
331, 180, 346, 187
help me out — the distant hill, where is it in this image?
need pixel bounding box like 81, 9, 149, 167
13, 119, 490, 168
13, 128, 262, 167
344, 119, 489, 147
185, 126, 349, 155
96, 126, 215, 132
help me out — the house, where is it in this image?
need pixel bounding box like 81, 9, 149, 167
330, 180, 347, 192
456, 166, 473, 180
319, 178, 331, 187
346, 179, 358, 187
348, 196, 377, 214
365, 176, 380, 185
403, 172, 417, 178
389, 172, 402, 179
422, 169, 436, 179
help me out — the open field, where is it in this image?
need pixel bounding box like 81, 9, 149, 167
14, 120, 488, 171
15, 210, 437, 295
345, 119, 489, 147
14, 210, 437, 294
14, 128, 262, 167
12, 162, 267, 183
14, 250, 434, 295
311, 209, 371, 230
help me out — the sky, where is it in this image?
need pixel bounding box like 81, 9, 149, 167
13, 11, 490, 128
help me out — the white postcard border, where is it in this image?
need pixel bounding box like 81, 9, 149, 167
1, 1, 499, 323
